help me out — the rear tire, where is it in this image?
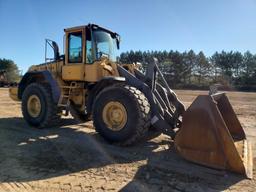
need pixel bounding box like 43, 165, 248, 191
93, 84, 150, 145
22, 83, 61, 128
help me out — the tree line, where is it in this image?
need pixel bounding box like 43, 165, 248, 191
119, 50, 256, 91
1, 50, 256, 91
0, 58, 20, 82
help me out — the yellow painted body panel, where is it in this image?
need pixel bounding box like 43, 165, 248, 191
62, 64, 85, 81
84, 64, 101, 82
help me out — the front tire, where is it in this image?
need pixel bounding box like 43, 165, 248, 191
93, 84, 150, 145
22, 83, 61, 128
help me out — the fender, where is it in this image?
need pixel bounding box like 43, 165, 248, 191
18, 70, 60, 103
86, 76, 125, 114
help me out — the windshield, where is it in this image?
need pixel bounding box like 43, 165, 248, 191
92, 29, 118, 62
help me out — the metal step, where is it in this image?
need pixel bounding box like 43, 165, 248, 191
60, 86, 79, 89
58, 104, 68, 107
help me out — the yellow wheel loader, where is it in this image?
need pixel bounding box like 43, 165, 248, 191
9, 24, 253, 178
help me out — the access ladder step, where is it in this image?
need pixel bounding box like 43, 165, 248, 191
58, 104, 69, 107
60, 85, 79, 89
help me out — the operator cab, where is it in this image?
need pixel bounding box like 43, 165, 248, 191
64, 24, 120, 65
60, 24, 121, 81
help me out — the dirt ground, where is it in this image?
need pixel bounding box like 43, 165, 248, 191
0, 88, 255, 192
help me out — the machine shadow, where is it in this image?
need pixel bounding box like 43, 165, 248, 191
0, 117, 246, 191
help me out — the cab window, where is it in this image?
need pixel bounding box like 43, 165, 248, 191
68, 32, 82, 63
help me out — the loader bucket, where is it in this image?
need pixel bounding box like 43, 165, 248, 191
174, 93, 253, 178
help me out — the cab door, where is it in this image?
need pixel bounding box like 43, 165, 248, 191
62, 29, 85, 81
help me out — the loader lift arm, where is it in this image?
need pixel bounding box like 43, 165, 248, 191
118, 58, 185, 138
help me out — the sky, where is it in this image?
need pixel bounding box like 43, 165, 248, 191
0, 0, 256, 73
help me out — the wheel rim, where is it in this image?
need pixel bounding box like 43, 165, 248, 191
27, 95, 41, 118
102, 101, 127, 131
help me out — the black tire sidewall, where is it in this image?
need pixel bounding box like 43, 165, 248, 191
93, 86, 141, 142
22, 84, 48, 127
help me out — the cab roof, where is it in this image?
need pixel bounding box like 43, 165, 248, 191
64, 24, 119, 37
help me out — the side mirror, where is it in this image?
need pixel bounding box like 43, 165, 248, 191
116, 35, 121, 49
52, 41, 60, 60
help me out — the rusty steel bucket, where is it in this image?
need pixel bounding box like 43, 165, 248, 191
174, 93, 253, 178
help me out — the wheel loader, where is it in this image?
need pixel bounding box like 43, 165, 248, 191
9, 24, 253, 178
